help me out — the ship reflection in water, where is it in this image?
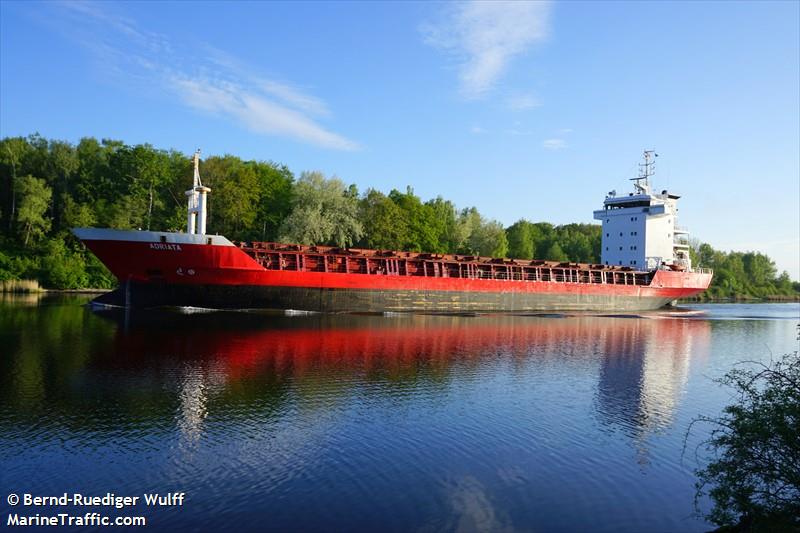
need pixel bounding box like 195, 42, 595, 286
595, 314, 709, 449
95, 311, 711, 447
6, 298, 764, 533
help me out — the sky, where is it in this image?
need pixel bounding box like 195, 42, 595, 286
1, 0, 798, 278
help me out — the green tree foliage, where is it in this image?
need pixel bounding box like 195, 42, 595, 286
38, 238, 88, 289
278, 171, 363, 247
466, 217, 508, 258
0, 137, 32, 234
691, 241, 796, 299
202, 155, 260, 239
504, 219, 601, 263
16, 175, 52, 246
62, 195, 97, 228
544, 242, 568, 262
252, 161, 294, 241
507, 220, 535, 259
425, 196, 462, 253
387, 187, 442, 252
692, 352, 799, 530
557, 223, 600, 263
359, 189, 409, 249
106, 144, 174, 231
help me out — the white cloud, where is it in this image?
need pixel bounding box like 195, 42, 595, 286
543, 138, 565, 150
506, 93, 542, 111
422, 1, 551, 99
169, 76, 358, 150
204, 46, 331, 118
53, 2, 358, 150
470, 125, 485, 134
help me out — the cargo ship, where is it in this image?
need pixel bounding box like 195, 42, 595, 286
74, 150, 712, 312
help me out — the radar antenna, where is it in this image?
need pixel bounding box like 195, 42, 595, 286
630, 150, 657, 194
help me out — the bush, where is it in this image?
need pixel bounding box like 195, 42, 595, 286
38, 238, 89, 289
0, 247, 40, 281
692, 351, 800, 531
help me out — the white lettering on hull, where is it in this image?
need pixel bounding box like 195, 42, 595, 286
149, 243, 183, 251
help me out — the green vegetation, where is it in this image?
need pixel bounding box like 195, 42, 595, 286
691, 244, 800, 300
0, 134, 797, 298
692, 351, 799, 531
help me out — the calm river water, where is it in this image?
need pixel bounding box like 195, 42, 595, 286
1, 295, 798, 532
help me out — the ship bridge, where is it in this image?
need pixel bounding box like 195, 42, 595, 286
593, 151, 692, 271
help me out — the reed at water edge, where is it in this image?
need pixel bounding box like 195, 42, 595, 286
1, 279, 41, 293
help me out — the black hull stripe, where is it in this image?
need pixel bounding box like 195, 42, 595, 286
96, 282, 677, 312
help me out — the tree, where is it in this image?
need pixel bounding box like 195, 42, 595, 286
46, 140, 79, 232
506, 220, 534, 259
38, 238, 88, 289
252, 161, 294, 241
531, 222, 555, 259
776, 271, 793, 293
544, 242, 568, 262
62, 195, 97, 228
466, 217, 508, 258
359, 189, 409, 249
107, 144, 173, 231
691, 352, 799, 530
0, 137, 31, 235
16, 175, 52, 246
388, 187, 441, 252
558, 225, 595, 263
278, 171, 363, 247
202, 155, 260, 239
742, 252, 777, 288
425, 196, 460, 253
455, 207, 481, 254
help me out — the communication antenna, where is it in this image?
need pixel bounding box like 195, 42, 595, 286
186, 149, 211, 235
192, 148, 203, 188
631, 150, 657, 194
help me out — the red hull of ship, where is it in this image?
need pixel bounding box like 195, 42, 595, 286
76, 230, 712, 312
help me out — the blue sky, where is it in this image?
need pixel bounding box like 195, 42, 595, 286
2, 1, 798, 277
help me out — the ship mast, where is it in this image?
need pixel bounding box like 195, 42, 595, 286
631, 150, 657, 195
185, 149, 211, 235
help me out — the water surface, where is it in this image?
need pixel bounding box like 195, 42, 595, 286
1, 295, 797, 532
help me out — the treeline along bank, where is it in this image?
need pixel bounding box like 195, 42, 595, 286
0, 134, 797, 299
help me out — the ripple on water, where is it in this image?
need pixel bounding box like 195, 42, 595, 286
2, 303, 798, 531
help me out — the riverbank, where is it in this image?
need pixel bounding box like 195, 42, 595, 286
0, 279, 108, 294
681, 294, 800, 303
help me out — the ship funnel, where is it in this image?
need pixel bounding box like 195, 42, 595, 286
186, 149, 212, 235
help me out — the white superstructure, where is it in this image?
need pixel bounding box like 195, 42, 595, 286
593, 151, 691, 271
